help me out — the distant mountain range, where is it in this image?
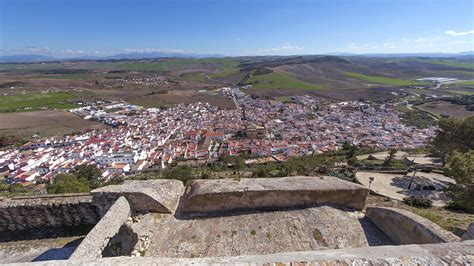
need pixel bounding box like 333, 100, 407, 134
327, 51, 474, 58
0, 51, 224, 63
0, 51, 473, 63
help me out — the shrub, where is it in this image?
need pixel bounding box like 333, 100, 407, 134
403, 196, 433, 208
47, 174, 91, 194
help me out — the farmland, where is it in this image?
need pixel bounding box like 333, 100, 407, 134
415, 100, 474, 119
0, 110, 106, 138
0, 92, 79, 113
343, 72, 423, 86
412, 58, 474, 70
245, 71, 324, 90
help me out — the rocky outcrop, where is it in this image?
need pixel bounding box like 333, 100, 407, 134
179, 176, 368, 214
70, 196, 131, 259
91, 180, 185, 215
366, 207, 460, 244
0, 194, 99, 231
462, 222, 474, 241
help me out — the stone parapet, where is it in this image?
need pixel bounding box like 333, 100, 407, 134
366, 206, 460, 244
179, 176, 368, 214
91, 179, 185, 215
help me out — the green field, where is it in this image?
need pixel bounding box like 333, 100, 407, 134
246, 71, 324, 90
0, 92, 78, 112
413, 58, 474, 70
208, 67, 240, 79
344, 72, 423, 86
183, 73, 206, 82
447, 90, 474, 95
117, 58, 240, 72
455, 80, 474, 86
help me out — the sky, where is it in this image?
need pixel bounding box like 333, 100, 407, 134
0, 0, 473, 57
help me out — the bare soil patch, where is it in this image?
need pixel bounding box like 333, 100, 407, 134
0, 110, 106, 138
416, 100, 474, 119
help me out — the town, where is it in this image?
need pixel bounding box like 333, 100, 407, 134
0, 87, 437, 184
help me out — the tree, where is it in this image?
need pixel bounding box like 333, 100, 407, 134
445, 151, 474, 213
383, 149, 397, 167
73, 164, 102, 188
46, 174, 91, 194
431, 117, 474, 165
162, 166, 192, 183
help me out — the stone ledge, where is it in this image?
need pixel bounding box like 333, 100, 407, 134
366, 206, 460, 244
179, 176, 368, 213
70, 196, 131, 259
91, 179, 185, 215
18, 241, 474, 265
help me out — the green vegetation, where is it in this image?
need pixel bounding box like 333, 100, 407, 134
409, 207, 472, 236
183, 73, 206, 82
447, 90, 474, 96
0, 134, 28, 148
431, 117, 474, 164
208, 67, 240, 79
403, 196, 433, 208
456, 80, 474, 86
245, 71, 324, 90
46, 174, 91, 194
412, 58, 474, 70
0, 92, 78, 113
430, 117, 474, 213
47, 164, 104, 194
445, 95, 474, 111
250, 229, 257, 236
118, 58, 239, 72
445, 151, 474, 213
35, 73, 92, 79
344, 72, 423, 86
401, 109, 437, 128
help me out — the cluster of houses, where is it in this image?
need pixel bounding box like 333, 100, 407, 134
0, 87, 437, 185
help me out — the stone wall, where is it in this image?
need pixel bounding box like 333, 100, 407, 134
179, 176, 368, 214
366, 207, 460, 244
70, 196, 131, 259
0, 194, 100, 231
21, 240, 474, 265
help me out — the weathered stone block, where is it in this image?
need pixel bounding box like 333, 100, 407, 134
70, 196, 131, 259
179, 176, 368, 213
91, 179, 185, 215
366, 207, 460, 244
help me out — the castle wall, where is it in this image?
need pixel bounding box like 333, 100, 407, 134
0, 194, 100, 232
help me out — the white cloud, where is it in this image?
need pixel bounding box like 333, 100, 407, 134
448, 40, 472, 45
123, 48, 188, 54
0, 47, 107, 57
256, 43, 304, 54
445, 30, 474, 37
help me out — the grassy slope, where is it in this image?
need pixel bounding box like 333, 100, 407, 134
0, 92, 77, 112
117, 58, 240, 72
412, 58, 474, 70
344, 72, 423, 86
246, 71, 324, 90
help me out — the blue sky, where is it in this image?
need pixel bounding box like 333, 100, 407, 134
0, 0, 473, 57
